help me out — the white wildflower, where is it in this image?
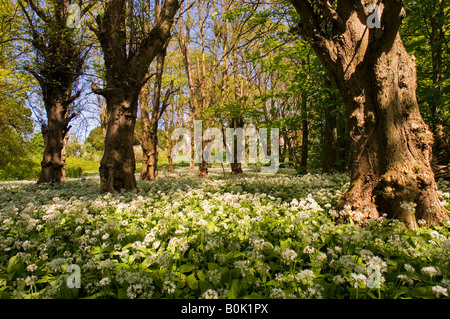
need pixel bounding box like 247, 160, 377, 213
404, 264, 415, 273
201, 289, 219, 299
397, 274, 414, 286
421, 266, 440, 278
206, 269, 222, 285
269, 288, 286, 299
26, 264, 38, 272
281, 249, 298, 264
295, 269, 315, 284
98, 277, 110, 286
303, 246, 315, 255
234, 260, 251, 277
432, 285, 448, 298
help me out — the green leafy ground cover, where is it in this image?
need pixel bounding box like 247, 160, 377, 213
0, 169, 449, 299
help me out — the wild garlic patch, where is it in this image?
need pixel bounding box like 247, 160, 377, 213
0, 173, 449, 299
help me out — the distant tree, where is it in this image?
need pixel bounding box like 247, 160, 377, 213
85, 126, 105, 152
0, 98, 33, 167
66, 135, 82, 158
29, 132, 45, 156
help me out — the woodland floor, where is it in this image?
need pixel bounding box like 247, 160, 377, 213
0, 167, 449, 299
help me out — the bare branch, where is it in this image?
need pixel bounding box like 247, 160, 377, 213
138, 72, 157, 89
160, 80, 178, 116
379, 0, 406, 50
63, 90, 82, 108
81, 0, 97, 17
91, 83, 109, 97
25, 0, 51, 24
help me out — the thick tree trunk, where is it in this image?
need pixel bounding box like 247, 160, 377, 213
230, 117, 244, 175
198, 132, 210, 178
38, 105, 70, 184
99, 94, 137, 193
140, 120, 158, 181
139, 79, 151, 180
335, 35, 446, 228
290, 0, 447, 228
21, 1, 84, 185
93, 0, 180, 193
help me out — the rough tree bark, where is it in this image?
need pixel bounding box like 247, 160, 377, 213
91, 0, 180, 193
290, 0, 447, 228
140, 48, 164, 181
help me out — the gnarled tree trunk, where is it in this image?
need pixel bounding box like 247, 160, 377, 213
99, 92, 138, 192
290, 0, 447, 228
38, 102, 74, 184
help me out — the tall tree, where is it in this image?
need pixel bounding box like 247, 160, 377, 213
19, 0, 95, 184
91, 0, 181, 193
289, 0, 447, 228
140, 44, 176, 180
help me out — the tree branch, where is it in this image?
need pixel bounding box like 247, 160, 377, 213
26, 0, 51, 24
289, 0, 322, 39
91, 83, 110, 97
160, 80, 177, 116
379, 0, 406, 50
18, 0, 47, 54
81, 0, 97, 17
24, 66, 45, 88
130, 0, 181, 80
316, 0, 346, 33
63, 90, 82, 108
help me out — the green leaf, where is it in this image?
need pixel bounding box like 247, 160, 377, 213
6, 256, 21, 273
186, 273, 198, 290
207, 263, 219, 270
179, 264, 194, 273
228, 279, 240, 299
197, 269, 207, 281
280, 239, 291, 249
